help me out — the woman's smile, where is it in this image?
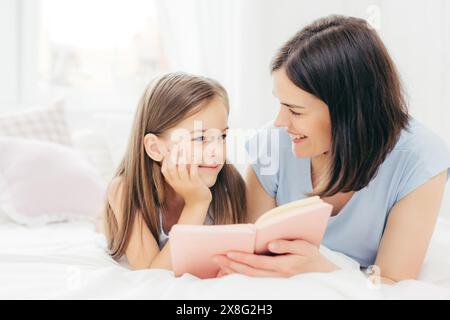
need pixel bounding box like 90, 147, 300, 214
288, 131, 308, 143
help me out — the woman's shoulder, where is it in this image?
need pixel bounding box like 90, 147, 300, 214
388, 118, 450, 202
245, 123, 305, 174
245, 122, 293, 150
394, 118, 449, 154
391, 118, 450, 170
244, 123, 309, 198
245, 122, 298, 168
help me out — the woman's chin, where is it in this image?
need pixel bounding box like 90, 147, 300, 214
291, 144, 311, 158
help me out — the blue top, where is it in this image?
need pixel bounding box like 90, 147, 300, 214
245, 119, 450, 267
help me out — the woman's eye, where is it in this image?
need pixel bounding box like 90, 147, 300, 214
289, 109, 302, 116
220, 133, 227, 140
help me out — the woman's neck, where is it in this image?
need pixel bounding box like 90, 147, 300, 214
311, 151, 331, 189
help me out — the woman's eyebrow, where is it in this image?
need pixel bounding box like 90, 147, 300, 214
272, 91, 306, 109
281, 102, 306, 109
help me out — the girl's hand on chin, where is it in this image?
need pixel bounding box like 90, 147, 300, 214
161, 144, 212, 207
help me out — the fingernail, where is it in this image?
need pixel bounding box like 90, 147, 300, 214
269, 243, 277, 250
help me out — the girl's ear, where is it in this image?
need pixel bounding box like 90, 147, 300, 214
144, 133, 167, 162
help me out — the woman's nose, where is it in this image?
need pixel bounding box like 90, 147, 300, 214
274, 107, 290, 128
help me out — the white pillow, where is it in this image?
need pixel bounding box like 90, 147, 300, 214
0, 138, 106, 226
71, 129, 115, 182
0, 208, 11, 224
0, 103, 72, 145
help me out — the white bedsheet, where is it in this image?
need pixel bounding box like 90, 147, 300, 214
1, 218, 450, 299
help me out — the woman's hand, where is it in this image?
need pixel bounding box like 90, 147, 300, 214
213, 239, 339, 277
161, 144, 212, 206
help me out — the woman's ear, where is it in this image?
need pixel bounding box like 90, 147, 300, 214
144, 134, 166, 162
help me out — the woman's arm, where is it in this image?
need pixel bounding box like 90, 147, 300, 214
245, 165, 276, 223
216, 169, 448, 282
374, 170, 448, 283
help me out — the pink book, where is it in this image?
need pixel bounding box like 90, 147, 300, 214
169, 196, 333, 279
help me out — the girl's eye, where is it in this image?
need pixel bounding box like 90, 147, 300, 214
192, 134, 227, 142
192, 136, 206, 142
289, 109, 302, 116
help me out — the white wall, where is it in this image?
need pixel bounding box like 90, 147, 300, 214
226, 0, 450, 149
0, 0, 19, 107
159, 0, 450, 217
1, 0, 449, 217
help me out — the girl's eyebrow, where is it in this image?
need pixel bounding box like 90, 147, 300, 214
190, 126, 229, 134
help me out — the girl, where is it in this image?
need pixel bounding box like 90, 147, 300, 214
104, 72, 246, 270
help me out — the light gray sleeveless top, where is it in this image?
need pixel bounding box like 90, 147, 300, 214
157, 209, 214, 249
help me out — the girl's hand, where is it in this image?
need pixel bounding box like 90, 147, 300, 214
213, 239, 339, 278
161, 144, 212, 206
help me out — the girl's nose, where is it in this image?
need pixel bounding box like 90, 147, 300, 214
205, 140, 224, 163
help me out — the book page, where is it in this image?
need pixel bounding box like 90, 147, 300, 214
255, 196, 321, 225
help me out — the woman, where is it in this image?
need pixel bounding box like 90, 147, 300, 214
214, 15, 450, 284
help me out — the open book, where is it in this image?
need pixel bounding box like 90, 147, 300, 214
169, 196, 333, 279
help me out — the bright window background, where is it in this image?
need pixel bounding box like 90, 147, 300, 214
0, 0, 449, 216
37, 0, 166, 111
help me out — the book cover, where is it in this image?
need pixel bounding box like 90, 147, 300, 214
170, 196, 333, 279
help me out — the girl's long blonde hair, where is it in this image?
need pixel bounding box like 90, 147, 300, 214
104, 72, 246, 260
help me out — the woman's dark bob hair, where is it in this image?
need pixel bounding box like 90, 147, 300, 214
272, 15, 410, 197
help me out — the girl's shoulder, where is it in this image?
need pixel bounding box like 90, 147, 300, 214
107, 176, 126, 224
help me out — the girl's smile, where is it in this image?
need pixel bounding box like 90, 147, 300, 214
199, 164, 220, 171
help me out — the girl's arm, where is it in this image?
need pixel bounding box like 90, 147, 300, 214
109, 145, 212, 270
108, 177, 159, 270
245, 165, 276, 223
149, 201, 210, 270
108, 177, 211, 270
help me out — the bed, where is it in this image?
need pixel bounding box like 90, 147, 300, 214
1, 217, 449, 300
1, 107, 450, 300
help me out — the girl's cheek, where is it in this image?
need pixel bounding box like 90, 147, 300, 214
218, 143, 226, 164
190, 143, 204, 164
181, 141, 226, 165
